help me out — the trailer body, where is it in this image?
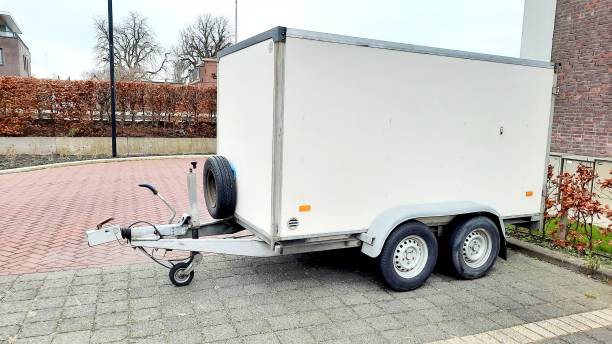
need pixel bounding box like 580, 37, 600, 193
85, 27, 555, 290
217, 27, 555, 246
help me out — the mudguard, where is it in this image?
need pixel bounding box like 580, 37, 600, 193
360, 201, 507, 259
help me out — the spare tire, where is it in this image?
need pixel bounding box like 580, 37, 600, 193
203, 155, 236, 219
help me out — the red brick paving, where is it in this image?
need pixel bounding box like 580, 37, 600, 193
0, 158, 212, 275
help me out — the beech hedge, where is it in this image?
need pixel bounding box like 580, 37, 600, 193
0, 76, 216, 137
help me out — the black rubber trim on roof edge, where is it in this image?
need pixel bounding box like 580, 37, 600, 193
217, 26, 287, 59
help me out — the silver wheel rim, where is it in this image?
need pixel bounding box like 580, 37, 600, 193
462, 228, 492, 268
393, 235, 428, 279
174, 268, 190, 283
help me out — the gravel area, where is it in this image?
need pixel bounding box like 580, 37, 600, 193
0, 155, 110, 170
0, 154, 205, 170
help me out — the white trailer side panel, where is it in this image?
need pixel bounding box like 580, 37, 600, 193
278, 37, 554, 239
217, 40, 276, 236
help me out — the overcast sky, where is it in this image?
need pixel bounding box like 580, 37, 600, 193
2, 0, 525, 79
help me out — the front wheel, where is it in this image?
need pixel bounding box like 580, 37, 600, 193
448, 216, 500, 279
379, 222, 438, 291
169, 262, 194, 287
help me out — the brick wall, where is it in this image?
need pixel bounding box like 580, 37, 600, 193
550, 0, 611, 158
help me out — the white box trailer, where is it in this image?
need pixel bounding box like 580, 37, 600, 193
86, 27, 555, 291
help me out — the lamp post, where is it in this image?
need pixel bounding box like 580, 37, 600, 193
107, 0, 117, 157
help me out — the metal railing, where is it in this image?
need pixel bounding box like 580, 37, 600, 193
0, 31, 18, 38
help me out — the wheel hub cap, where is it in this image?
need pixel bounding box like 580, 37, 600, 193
174, 268, 190, 283
462, 228, 492, 268
393, 235, 428, 278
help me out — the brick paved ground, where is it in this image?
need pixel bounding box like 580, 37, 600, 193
0, 248, 610, 343
0, 159, 212, 275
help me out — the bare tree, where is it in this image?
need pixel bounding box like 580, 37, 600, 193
173, 14, 233, 77
94, 11, 167, 80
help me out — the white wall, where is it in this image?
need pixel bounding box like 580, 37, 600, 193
217, 40, 276, 236
520, 0, 557, 61
278, 36, 554, 239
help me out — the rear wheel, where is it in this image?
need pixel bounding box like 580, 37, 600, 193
379, 222, 437, 291
448, 216, 500, 279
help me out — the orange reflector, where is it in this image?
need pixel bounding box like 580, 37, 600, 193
525, 191, 534, 197
299, 204, 311, 212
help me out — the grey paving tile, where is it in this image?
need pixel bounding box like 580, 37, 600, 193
52, 330, 92, 344
410, 323, 448, 342
352, 303, 386, 318
129, 334, 167, 344
95, 311, 129, 328
363, 314, 403, 331
97, 300, 128, 314
380, 327, 419, 343
164, 314, 199, 331
234, 318, 272, 336
0, 325, 19, 341
90, 326, 129, 343
62, 304, 96, 318
488, 310, 527, 327
58, 315, 94, 332
323, 306, 359, 321
18, 320, 57, 338
129, 320, 164, 338
24, 307, 62, 323
267, 311, 330, 331
31, 296, 65, 310
276, 328, 317, 344
165, 329, 202, 344
584, 326, 612, 343
0, 311, 26, 326
37, 287, 68, 299
242, 332, 280, 344
131, 307, 162, 322
202, 323, 238, 342
338, 292, 370, 306
14, 335, 53, 344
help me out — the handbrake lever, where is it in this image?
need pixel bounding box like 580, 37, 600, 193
138, 183, 176, 224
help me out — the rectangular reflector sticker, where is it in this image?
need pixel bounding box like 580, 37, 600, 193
299, 204, 311, 212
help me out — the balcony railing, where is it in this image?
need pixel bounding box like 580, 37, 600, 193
0, 31, 18, 38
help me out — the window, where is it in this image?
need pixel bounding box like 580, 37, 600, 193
0, 48, 4, 65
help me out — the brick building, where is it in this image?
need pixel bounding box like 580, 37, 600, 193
0, 11, 30, 77
188, 58, 218, 87
521, 0, 611, 222
550, 0, 610, 159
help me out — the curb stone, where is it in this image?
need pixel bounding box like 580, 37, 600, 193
507, 237, 612, 281
0, 154, 211, 175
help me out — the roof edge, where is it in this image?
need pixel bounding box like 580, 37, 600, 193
286, 28, 553, 69
217, 26, 286, 59
0, 11, 23, 34
218, 26, 553, 69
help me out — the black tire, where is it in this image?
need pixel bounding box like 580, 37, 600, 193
203, 155, 237, 219
448, 216, 500, 279
379, 222, 438, 291
169, 262, 194, 287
